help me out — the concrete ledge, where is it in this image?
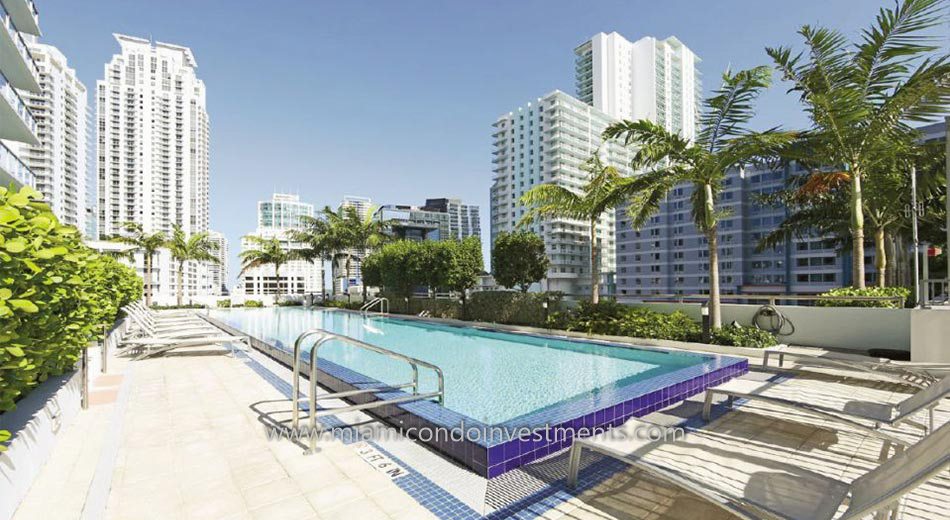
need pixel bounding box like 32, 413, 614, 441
0, 369, 82, 520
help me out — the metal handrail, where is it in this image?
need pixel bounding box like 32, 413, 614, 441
290, 328, 444, 437
360, 297, 389, 315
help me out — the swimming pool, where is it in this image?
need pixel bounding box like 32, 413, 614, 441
208, 307, 747, 476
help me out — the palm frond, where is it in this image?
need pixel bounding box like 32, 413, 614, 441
853, 0, 945, 103
698, 65, 773, 151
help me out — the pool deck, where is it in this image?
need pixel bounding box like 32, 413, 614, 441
10, 330, 950, 519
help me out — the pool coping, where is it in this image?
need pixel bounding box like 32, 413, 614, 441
201, 310, 748, 477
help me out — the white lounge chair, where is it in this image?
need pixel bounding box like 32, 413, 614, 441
123, 306, 221, 339
762, 345, 950, 388
566, 418, 950, 520
127, 301, 210, 328
121, 334, 249, 361
703, 375, 950, 437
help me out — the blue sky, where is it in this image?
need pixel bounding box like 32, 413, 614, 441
37, 0, 913, 283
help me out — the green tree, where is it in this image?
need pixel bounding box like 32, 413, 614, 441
166, 224, 219, 306
604, 66, 793, 328
111, 221, 166, 306
491, 231, 549, 293
319, 205, 393, 301
767, 0, 950, 288
238, 235, 296, 302
519, 154, 627, 303
446, 237, 484, 301
361, 240, 422, 309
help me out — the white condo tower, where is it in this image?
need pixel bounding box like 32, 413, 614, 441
96, 33, 210, 238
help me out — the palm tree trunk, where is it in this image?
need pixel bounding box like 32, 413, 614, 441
874, 227, 887, 288
321, 258, 327, 303
707, 229, 722, 330
361, 255, 368, 303
850, 169, 866, 289
145, 253, 153, 307
274, 262, 281, 303
177, 260, 184, 306
590, 219, 599, 304
886, 234, 898, 287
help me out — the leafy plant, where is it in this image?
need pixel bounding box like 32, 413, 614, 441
0, 185, 141, 413
710, 325, 778, 348
491, 231, 549, 292
767, 0, 950, 288
465, 291, 562, 326
550, 301, 701, 341
216, 299, 231, 308
816, 286, 910, 308
244, 300, 263, 308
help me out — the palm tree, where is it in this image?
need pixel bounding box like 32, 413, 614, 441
320, 205, 393, 302
290, 215, 335, 303
519, 153, 627, 304
239, 235, 294, 302
603, 66, 794, 328
766, 0, 950, 288
111, 222, 166, 306
166, 224, 219, 306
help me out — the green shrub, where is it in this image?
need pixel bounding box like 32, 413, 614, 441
816, 286, 910, 308
0, 185, 142, 412
710, 324, 778, 348
244, 300, 263, 308
550, 301, 700, 341
465, 291, 563, 326
216, 299, 231, 308
277, 299, 302, 306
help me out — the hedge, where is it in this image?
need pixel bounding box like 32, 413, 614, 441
816, 286, 910, 308
465, 291, 563, 326
548, 300, 777, 348
1, 185, 142, 413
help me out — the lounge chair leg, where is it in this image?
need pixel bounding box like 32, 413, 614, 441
566, 443, 583, 489
879, 440, 891, 462
702, 391, 715, 421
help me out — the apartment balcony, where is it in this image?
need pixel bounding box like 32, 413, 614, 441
1, 0, 40, 36
0, 139, 35, 188
0, 68, 37, 144
0, 1, 40, 92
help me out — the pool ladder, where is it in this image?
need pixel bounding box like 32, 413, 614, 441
290, 328, 444, 453
360, 297, 389, 316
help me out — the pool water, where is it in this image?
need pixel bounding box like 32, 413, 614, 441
210, 307, 712, 425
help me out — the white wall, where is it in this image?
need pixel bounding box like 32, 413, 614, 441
911, 309, 950, 362
631, 302, 912, 353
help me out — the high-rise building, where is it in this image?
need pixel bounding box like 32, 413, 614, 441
575, 32, 700, 140
376, 204, 451, 242
238, 193, 322, 299
490, 33, 700, 296
96, 34, 211, 303
14, 42, 91, 235
206, 229, 228, 296
615, 162, 879, 299
0, 0, 41, 189
422, 198, 480, 240
96, 33, 210, 238
489, 91, 636, 295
